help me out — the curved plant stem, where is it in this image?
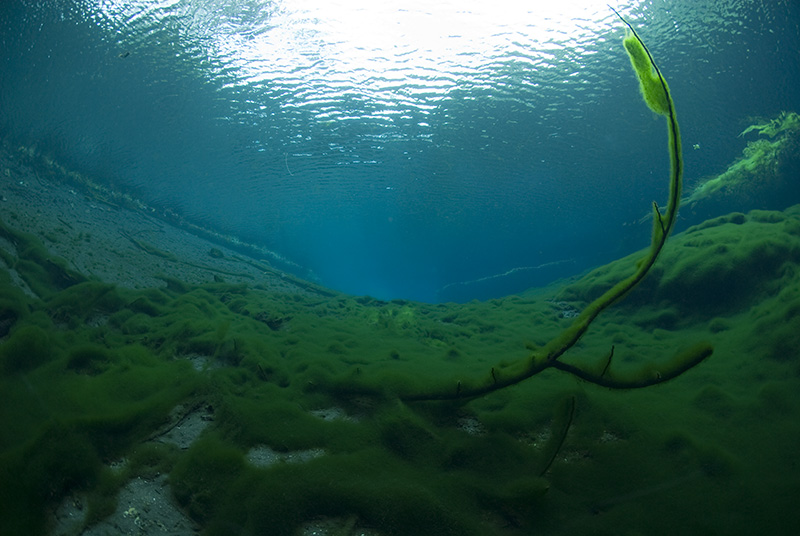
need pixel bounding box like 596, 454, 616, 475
399, 10, 711, 402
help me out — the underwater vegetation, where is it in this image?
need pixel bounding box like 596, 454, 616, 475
686, 111, 800, 209
1, 11, 800, 536
329, 7, 710, 402
4, 197, 800, 534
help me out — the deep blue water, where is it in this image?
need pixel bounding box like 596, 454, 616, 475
1, 0, 799, 302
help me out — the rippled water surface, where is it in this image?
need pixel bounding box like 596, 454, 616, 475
1, 0, 798, 300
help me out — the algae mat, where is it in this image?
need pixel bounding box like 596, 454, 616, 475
1, 147, 800, 535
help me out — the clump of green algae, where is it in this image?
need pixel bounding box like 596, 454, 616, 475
686, 111, 800, 207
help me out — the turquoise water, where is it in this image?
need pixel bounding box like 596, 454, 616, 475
2, 2, 800, 535
2, 0, 798, 301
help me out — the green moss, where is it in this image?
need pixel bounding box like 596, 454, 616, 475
661, 430, 736, 478
0, 275, 203, 531
217, 394, 336, 450
126, 295, 164, 316
740, 110, 800, 138
687, 111, 800, 206
692, 386, 736, 419
563, 207, 800, 318
47, 281, 123, 325
0, 324, 56, 373
759, 319, 800, 362
0, 277, 30, 335
0, 422, 101, 536
172, 442, 490, 536
170, 434, 246, 523
66, 344, 112, 375
378, 402, 439, 461
708, 317, 730, 333
83, 465, 128, 526
757, 382, 796, 416
0, 217, 86, 298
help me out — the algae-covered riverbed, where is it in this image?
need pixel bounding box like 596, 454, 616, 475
1, 144, 799, 535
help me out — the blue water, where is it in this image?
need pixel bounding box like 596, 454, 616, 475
1, 0, 798, 302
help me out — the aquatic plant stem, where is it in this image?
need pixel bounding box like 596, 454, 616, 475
399, 10, 710, 402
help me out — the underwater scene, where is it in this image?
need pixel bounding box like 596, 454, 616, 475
1, 0, 800, 535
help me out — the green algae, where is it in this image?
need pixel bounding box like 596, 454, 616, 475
686, 111, 800, 207
740, 110, 800, 139
0, 243, 204, 534
169, 424, 552, 536
0, 218, 87, 299
560, 206, 800, 317
2, 202, 800, 534
0, 221, 575, 534
359, 11, 697, 401
0, 324, 55, 373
